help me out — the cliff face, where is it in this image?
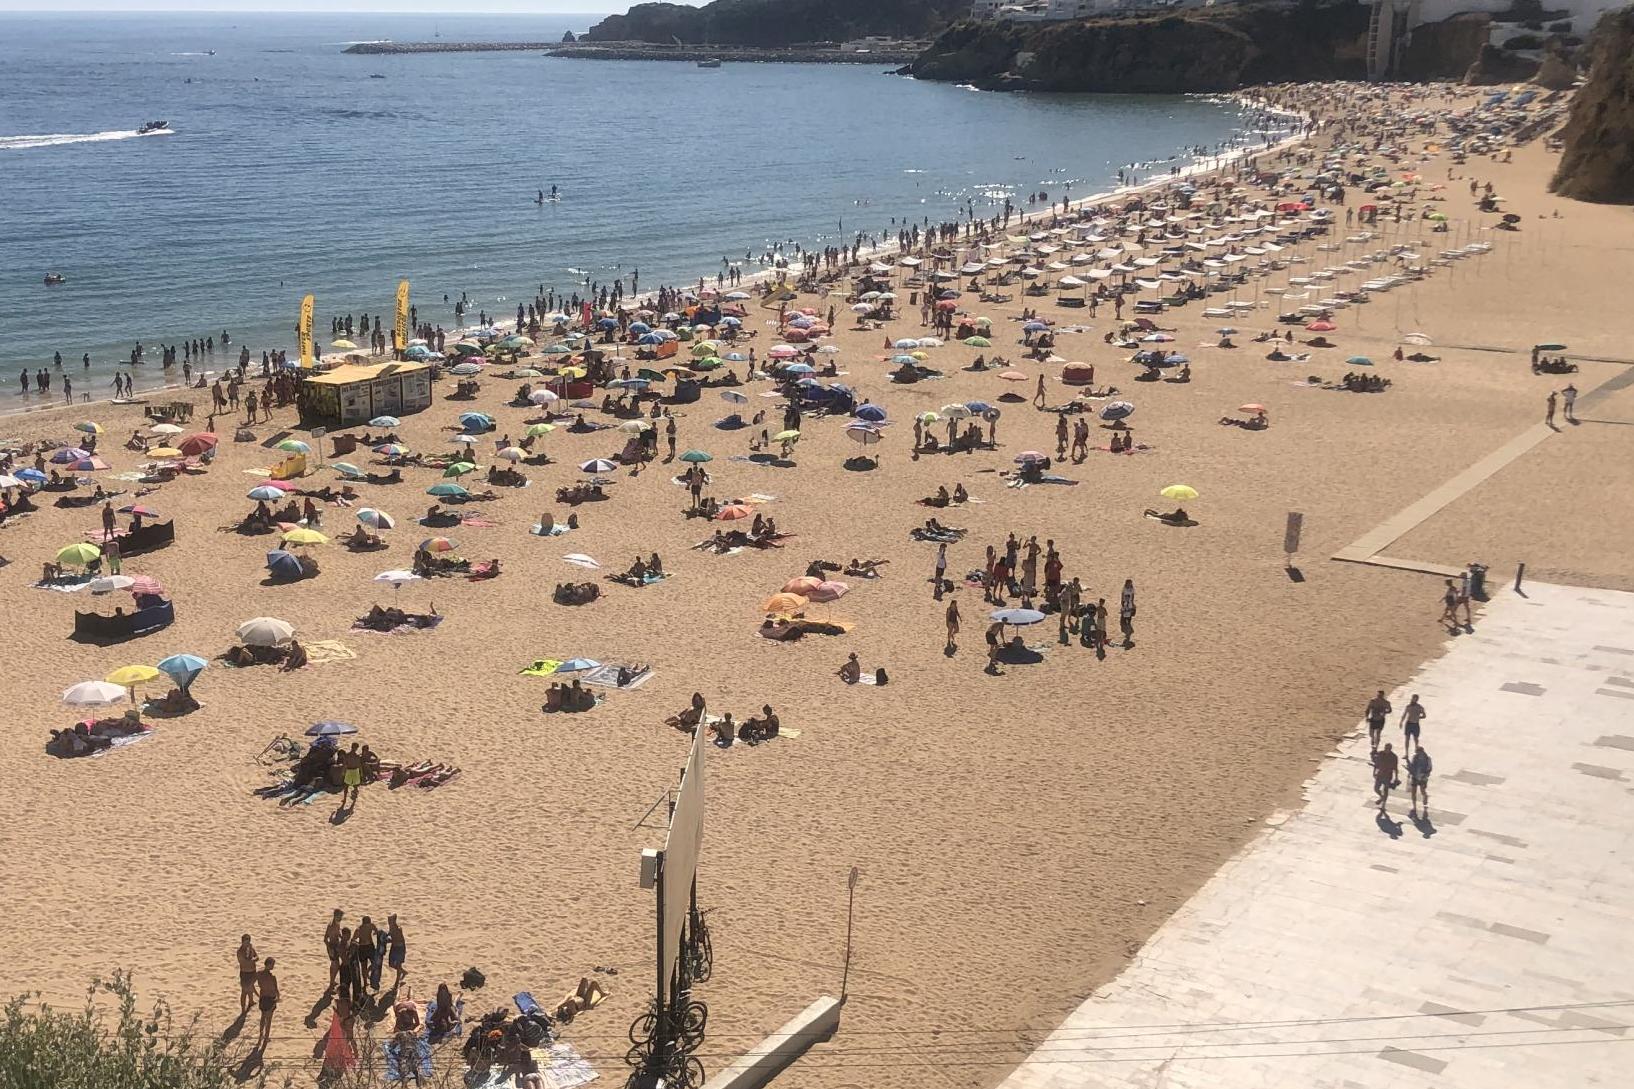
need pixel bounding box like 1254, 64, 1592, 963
1397, 14, 1491, 81
586, 0, 967, 46
908, 1, 1369, 93
1551, 5, 1634, 204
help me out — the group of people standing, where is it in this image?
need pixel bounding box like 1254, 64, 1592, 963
324, 908, 409, 1009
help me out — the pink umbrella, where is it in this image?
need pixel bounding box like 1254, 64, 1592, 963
1016, 451, 1048, 463
258, 479, 297, 492
127, 576, 165, 597
782, 575, 823, 595
807, 580, 849, 603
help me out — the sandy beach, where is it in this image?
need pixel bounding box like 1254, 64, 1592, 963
2, 80, 1630, 1089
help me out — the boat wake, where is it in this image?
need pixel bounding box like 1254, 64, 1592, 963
0, 128, 172, 152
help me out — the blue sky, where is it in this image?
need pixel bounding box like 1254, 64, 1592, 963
0, 1, 652, 11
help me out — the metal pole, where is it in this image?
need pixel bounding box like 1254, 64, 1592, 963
841, 867, 860, 998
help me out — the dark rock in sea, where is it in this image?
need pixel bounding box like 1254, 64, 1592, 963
1551, 5, 1634, 204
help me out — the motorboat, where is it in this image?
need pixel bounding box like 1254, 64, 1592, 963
138, 120, 170, 135
696, 58, 721, 68
44, 272, 67, 285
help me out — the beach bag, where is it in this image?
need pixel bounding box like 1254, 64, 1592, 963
874, 668, 889, 686
461, 967, 486, 990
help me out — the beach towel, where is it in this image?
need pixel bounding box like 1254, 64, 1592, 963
90, 730, 154, 757
34, 577, 92, 593
530, 523, 571, 537
563, 553, 600, 569
521, 659, 564, 677
425, 997, 464, 1042
303, 640, 356, 664
534, 1042, 598, 1089
382, 1035, 433, 1084
579, 664, 654, 690
612, 571, 670, 587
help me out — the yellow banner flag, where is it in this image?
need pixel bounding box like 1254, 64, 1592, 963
395, 280, 411, 356
298, 294, 315, 368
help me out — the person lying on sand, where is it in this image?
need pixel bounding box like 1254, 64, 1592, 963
1143, 507, 1191, 525
844, 558, 888, 578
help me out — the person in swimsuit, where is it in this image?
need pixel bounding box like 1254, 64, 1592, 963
1365, 690, 1392, 752
1400, 694, 1426, 757
387, 914, 407, 986
254, 958, 280, 1051
1407, 746, 1432, 818
1372, 743, 1399, 812
237, 934, 258, 1016
338, 743, 363, 814
324, 909, 344, 991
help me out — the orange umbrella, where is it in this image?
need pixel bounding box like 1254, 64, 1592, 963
1306, 320, 1337, 332
715, 504, 753, 521
762, 592, 808, 614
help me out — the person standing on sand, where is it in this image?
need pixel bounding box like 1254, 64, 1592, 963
237, 934, 258, 1016
325, 909, 345, 992
338, 743, 363, 814
254, 958, 280, 1051
1562, 383, 1577, 423
1119, 579, 1136, 648
933, 543, 947, 600
1365, 690, 1392, 752
1545, 389, 1557, 428
1401, 694, 1426, 757
1034, 374, 1047, 409
386, 914, 407, 987
945, 597, 960, 651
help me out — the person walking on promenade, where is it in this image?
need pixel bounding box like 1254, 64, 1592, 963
1440, 579, 1461, 628
1365, 690, 1392, 752
1400, 694, 1426, 757
1372, 743, 1399, 812
1562, 382, 1577, 423
1407, 746, 1433, 819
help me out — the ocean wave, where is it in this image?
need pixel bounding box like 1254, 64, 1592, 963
0, 129, 171, 152
170, 51, 214, 56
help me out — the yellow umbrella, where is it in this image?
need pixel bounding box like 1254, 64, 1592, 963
331, 339, 359, 350
1160, 484, 1198, 502
148, 446, 184, 458
558, 366, 588, 379
106, 664, 161, 704
282, 527, 329, 546
56, 542, 102, 566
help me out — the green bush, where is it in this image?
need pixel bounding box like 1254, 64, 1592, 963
0, 973, 272, 1089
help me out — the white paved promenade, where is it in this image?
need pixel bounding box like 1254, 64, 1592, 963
998, 582, 1634, 1089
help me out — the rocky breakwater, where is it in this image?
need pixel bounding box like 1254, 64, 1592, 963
1550, 4, 1634, 204
906, 1, 1369, 93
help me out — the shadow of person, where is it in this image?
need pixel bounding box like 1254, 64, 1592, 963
219, 1009, 247, 1046
1375, 810, 1404, 839
232, 1047, 264, 1083
304, 988, 334, 1030
1411, 812, 1438, 839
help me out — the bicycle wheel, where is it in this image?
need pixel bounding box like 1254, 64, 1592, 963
627, 1009, 658, 1046
680, 1000, 708, 1043
694, 925, 713, 983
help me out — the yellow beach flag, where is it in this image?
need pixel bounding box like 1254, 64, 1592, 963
298, 293, 315, 367
395, 279, 410, 355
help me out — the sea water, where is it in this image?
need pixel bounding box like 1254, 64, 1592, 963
0, 11, 1280, 404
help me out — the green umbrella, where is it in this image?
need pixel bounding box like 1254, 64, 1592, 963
964, 336, 991, 347
443, 461, 476, 477
57, 542, 103, 566
679, 450, 713, 464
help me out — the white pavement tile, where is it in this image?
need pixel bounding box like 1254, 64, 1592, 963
995, 583, 1634, 1089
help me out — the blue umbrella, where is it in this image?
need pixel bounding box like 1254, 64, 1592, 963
556, 657, 601, 672
50, 447, 92, 464
1100, 401, 1135, 421
1163, 354, 1189, 365
266, 550, 304, 578
15, 468, 47, 484
719, 316, 742, 326
991, 608, 1046, 626
965, 400, 995, 415
785, 363, 815, 375
854, 404, 887, 423
1023, 321, 1048, 332
156, 653, 207, 693
628, 321, 651, 334
638, 333, 664, 345
892, 354, 916, 364
597, 317, 619, 329
458, 412, 494, 431
305, 720, 358, 737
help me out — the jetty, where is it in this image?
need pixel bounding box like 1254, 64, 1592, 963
344, 41, 922, 63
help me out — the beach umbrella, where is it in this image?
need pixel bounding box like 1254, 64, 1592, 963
775, 430, 801, 443
0, 474, 19, 488
719, 390, 749, 405
525, 423, 556, 438
50, 447, 92, 464
529, 389, 560, 405
374, 570, 421, 590
716, 504, 754, 521
56, 542, 102, 567
1305, 320, 1337, 332
807, 580, 849, 603
679, 450, 713, 464
369, 416, 400, 428
783, 576, 823, 595
854, 405, 887, 423
62, 680, 128, 707
965, 401, 995, 415
1015, 451, 1048, 464
917, 411, 941, 423
156, 653, 207, 694
556, 657, 601, 673
763, 592, 808, 614
374, 443, 409, 456
418, 536, 457, 553
276, 439, 310, 454
89, 574, 136, 594
426, 483, 469, 498
282, 527, 329, 546
106, 664, 161, 703
235, 614, 292, 640
579, 459, 617, 474
247, 486, 286, 502
127, 575, 164, 597
618, 420, 653, 434
331, 339, 359, 350
332, 462, 363, 478
990, 608, 1045, 627
998, 371, 1028, 382
845, 425, 882, 446
1160, 484, 1198, 501
67, 456, 111, 473
963, 336, 991, 347
450, 362, 482, 377
15, 467, 48, 484
452, 342, 485, 356
74, 421, 104, 435
147, 447, 185, 459
1100, 401, 1135, 421
1140, 333, 1175, 343
306, 720, 358, 738
459, 412, 494, 431
443, 461, 477, 478
178, 433, 218, 456
891, 354, 916, 365
784, 362, 815, 375
1534, 342, 1567, 351
257, 479, 297, 493
1215, 327, 1238, 335
149, 423, 184, 436
1023, 321, 1048, 332
1346, 356, 1373, 366
265, 550, 304, 578
1239, 404, 1267, 414
496, 447, 526, 463
939, 403, 972, 420
357, 508, 394, 530
892, 339, 920, 350
851, 302, 873, 313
